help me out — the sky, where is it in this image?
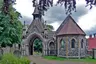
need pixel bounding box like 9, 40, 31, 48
14, 0, 96, 36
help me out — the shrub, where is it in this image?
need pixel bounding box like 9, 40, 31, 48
0, 53, 30, 64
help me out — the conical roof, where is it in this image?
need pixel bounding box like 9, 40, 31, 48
56, 15, 86, 36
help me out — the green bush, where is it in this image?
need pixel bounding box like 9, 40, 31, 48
0, 53, 30, 64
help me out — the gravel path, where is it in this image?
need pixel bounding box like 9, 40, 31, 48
28, 55, 94, 64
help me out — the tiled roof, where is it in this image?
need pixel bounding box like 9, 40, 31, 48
56, 15, 85, 36
88, 37, 96, 51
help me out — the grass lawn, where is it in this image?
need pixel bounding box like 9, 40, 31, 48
43, 56, 96, 63
43, 56, 65, 61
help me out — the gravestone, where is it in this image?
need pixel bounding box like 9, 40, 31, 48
13, 50, 21, 57
0, 48, 3, 60
92, 48, 96, 59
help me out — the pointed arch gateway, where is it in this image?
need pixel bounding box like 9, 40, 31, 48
27, 32, 45, 55
49, 42, 55, 55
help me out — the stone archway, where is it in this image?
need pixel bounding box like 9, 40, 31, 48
29, 37, 43, 55
49, 42, 55, 55
27, 32, 45, 55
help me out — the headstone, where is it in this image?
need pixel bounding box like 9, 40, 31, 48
92, 48, 96, 59
21, 44, 26, 56
94, 49, 96, 58
13, 50, 21, 57
0, 48, 3, 60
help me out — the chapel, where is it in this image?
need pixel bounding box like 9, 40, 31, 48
22, 5, 87, 58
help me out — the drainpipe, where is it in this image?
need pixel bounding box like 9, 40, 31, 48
66, 36, 68, 58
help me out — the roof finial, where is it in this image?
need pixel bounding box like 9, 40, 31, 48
33, 4, 40, 15
44, 21, 47, 30
32, 4, 42, 19
45, 21, 47, 25
24, 21, 26, 26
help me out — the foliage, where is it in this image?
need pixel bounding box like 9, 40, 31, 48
46, 24, 54, 31
2, 0, 16, 14
0, 0, 3, 10
0, 13, 22, 47
2, 0, 96, 15
0, 1, 23, 47
0, 53, 30, 64
34, 38, 42, 52
56, 0, 96, 14
32, 0, 53, 15
32, 0, 96, 15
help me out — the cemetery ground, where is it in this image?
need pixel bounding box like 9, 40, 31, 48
0, 52, 96, 64
0, 53, 31, 64
28, 55, 96, 64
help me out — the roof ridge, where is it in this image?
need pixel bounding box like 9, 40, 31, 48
70, 16, 86, 35
56, 15, 70, 34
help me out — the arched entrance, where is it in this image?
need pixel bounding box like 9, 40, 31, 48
49, 42, 55, 55
33, 38, 42, 54
27, 33, 44, 55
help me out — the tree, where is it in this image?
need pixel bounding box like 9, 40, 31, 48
46, 24, 54, 31
0, 0, 23, 47
33, 39, 42, 53
32, 0, 96, 14
2, 0, 96, 15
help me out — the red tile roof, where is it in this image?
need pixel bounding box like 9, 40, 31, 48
56, 15, 85, 36
88, 37, 96, 51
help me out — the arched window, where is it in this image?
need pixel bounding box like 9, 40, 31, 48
71, 39, 75, 48
60, 39, 65, 48
81, 39, 84, 48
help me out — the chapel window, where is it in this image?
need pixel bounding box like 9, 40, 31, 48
71, 39, 75, 48
81, 39, 84, 48
60, 39, 65, 48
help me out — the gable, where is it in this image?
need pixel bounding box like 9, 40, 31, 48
56, 15, 86, 36
27, 18, 44, 34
